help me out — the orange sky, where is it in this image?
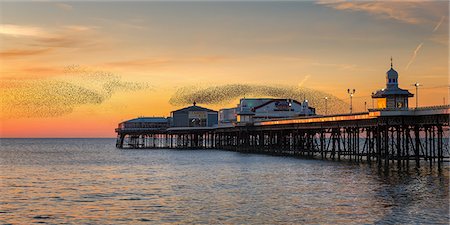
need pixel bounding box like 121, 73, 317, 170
0, 1, 448, 138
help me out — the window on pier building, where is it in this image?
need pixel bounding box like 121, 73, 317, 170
377, 98, 386, 109
237, 115, 253, 123
188, 111, 207, 127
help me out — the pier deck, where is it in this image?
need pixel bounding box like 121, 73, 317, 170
116, 106, 450, 168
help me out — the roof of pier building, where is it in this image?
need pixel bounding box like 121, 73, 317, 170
237, 98, 314, 113
171, 102, 217, 114
122, 117, 168, 123
252, 99, 303, 111
118, 117, 169, 130
372, 58, 413, 98
372, 88, 413, 98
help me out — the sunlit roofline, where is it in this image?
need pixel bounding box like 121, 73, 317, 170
255, 112, 377, 126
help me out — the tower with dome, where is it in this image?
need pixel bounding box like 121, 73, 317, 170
371, 58, 413, 109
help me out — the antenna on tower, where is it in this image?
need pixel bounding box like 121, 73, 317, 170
390, 56, 393, 68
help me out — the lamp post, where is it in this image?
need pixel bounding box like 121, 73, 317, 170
371, 92, 375, 108
364, 101, 367, 112
413, 83, 422, 108
324, 97, 328, 115
347, 89, 356, 113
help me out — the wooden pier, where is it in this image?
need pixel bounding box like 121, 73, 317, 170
116, 106, 450, 168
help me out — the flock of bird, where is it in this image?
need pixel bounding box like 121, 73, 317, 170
169, 84, 348, 115
1, 65, 150, 118
2, 65, 348, 118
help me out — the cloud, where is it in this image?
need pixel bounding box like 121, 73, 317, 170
55, 3, 73, 11
103, 58, 174, 68
0, 24, 50, 38
429, 33, 448, 46
0, 48, 51, 58
316, 1, 445, 25
102, 56, 226, 69
1, 24, 102, 49
169, 84, 348, 115
34, 36, 85, 48
92, 17, 147, 30
0, 65, 151, 119
405, 42, 423, 70
18, 66, 66, 77
63, 25, 96, 32
312, 62, 357, 70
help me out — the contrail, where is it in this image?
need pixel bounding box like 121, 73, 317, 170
405, 42, 423, 70
404, 16, 444, 70
433, 16, 445, 32
298, 74, 311, 87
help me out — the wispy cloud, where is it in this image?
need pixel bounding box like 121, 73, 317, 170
34, 36, 84, 48
244, 34, 296, 44
0, 48, 51, 58
63, 25, 96, 32
405, 42, 423, 70
429, 33, 448, 46
316, 1, 445, 25
312, 62, 357, 70
103, 58, 174, 68
1, 24, 102, 49
0, 24, 50, 38
92, 17, 147, 30
54, 3, 73, 11
19, 66, 66, 77
102, 56, 226, 69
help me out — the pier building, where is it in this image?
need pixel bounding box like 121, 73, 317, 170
218, 108, 237, 124
117, 117, 169, 133
219, 98, 315, 125
118, 117, 169, 130
170, 102, 218, 127
372, 59, 413, 109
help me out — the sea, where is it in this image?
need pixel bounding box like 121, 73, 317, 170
0, 138, 448, 224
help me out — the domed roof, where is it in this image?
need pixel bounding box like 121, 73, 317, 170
387, 67, 398, 78
386, 57, 398, 78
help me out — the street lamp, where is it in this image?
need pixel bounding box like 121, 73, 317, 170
324, 97, 328, 115
364, 101, 367, 112
371, 92, 375, 108
347, 89, 356, 113
413, 83, 422, 108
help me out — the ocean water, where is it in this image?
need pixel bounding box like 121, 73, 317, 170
0, 138, 448, 224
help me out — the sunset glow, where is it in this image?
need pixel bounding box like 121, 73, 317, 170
1, 1, 448, 137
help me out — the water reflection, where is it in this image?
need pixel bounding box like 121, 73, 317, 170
367, 166, 449, 224
0, 139, 448, 224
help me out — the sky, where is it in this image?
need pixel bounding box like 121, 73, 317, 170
0, 1, 448, 138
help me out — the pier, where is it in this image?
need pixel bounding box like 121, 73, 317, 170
116, 61, 449, 169
116, 105, 450, 169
